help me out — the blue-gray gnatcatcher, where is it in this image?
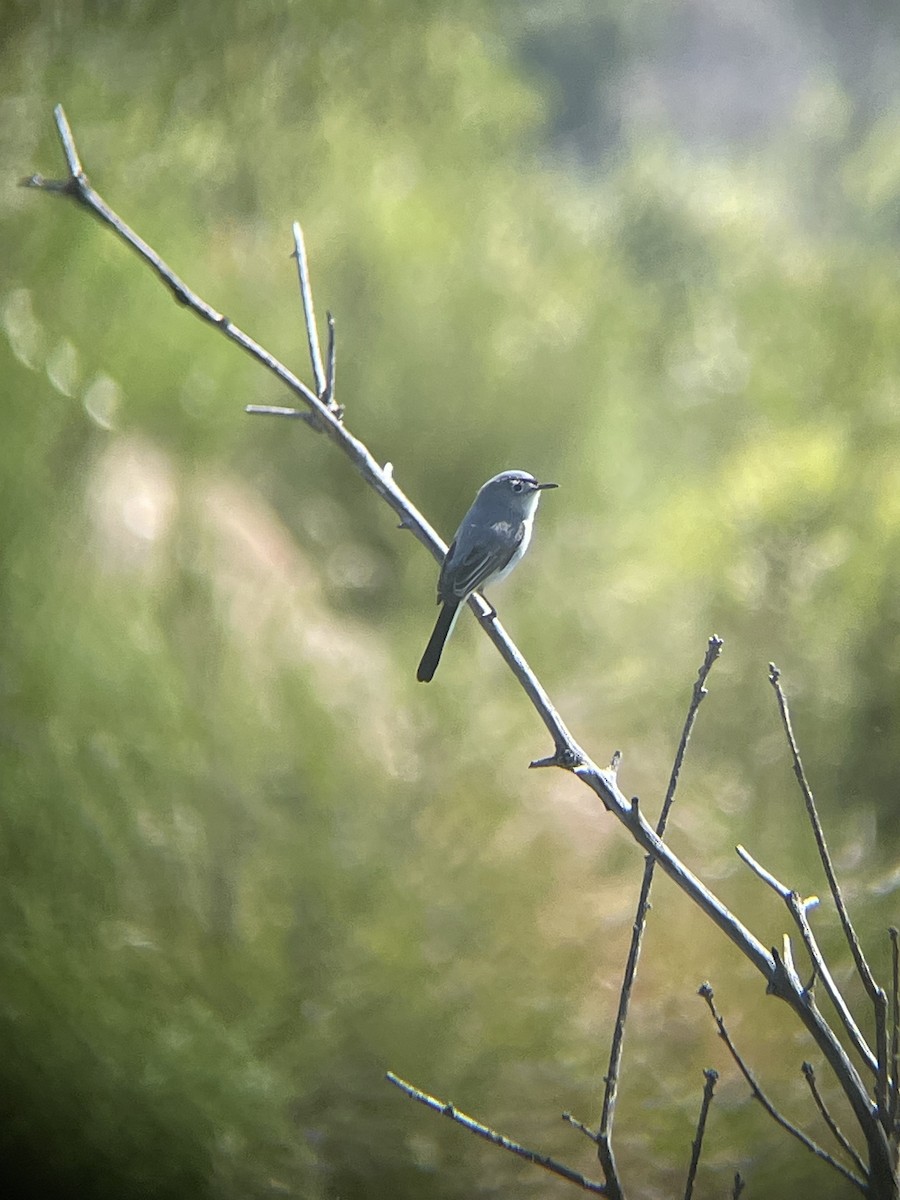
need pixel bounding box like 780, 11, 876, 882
417, 470, 557, 682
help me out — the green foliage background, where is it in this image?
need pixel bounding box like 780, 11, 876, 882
2, 1, 900, 1197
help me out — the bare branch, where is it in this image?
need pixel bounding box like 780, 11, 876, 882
24, 109, 898, 1195
25, 109, 585, 759
244, 403, 322, 428
802, 1061, 867, 1177
663, 636, 724, 828
598, 637, 723, 1197
291, 221, 327, 401
699, 984, 867, 1193
562, 1112, 600, 1144
683, 1068, 718, 1200
324, 310, 337, 406
386, 1073, 608, 1194
594, 1136, 621, 1200
735, 843, 793, 901
890, 928, 900, 1133
768, 666, 881, 1005
21, 100, 83, 181
736, 846, 876, 1074
875, 987, 891, 1131
21, 112, 766, 957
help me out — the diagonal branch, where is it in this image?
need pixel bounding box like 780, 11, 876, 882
700, 984, 867, 1193
23, 106, 898, 1198
736, 845, 876, 1074
386, 1072, 608, 1194
802, 1061, 868, 1178
20, 107, 773, 981
768, 666, 882, 1005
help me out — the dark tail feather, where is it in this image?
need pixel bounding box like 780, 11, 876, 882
417, 602, 460, 682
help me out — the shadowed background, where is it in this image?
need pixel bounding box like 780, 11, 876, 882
3, 1, 900, 1197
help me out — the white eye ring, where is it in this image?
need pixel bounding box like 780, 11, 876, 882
510, 479, 524, 492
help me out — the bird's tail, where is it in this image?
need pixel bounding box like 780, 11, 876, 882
416, 602, 461, 682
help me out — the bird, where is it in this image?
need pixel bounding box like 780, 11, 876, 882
417, 469, 557, 682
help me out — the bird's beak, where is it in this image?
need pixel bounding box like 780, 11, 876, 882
535, 481, 558, 490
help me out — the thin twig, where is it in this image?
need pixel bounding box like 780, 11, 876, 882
802, 1061, 868, 1177
598, 637, 723, 1197
768, 666, 881, 1004
661, 637, 724, 831
699, 984, 866, 1193
875, 988, 890, 1130
735, 845, 876, 1074
779, 932, 801, 986
291, 221, 327, 401
683, 1068, 718, 1200
562, 1112, 600, 1144
385, 1073, 608, 1194
890, 928, 899, 1133
324, 310, 336, 406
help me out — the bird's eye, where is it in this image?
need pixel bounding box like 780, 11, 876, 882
510, 479, 524, 493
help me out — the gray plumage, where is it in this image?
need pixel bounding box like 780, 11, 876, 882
417, 470, 557, 682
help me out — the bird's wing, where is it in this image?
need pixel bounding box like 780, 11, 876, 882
438, 522, 524, 601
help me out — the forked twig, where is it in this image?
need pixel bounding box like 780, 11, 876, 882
735, 845, 876, 1074
699, 984, 866, 1193
386, 1073, 608, 1194
598, 636, 723, 1197
22, 110, 331, 428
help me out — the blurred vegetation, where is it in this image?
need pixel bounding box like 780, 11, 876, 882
2, 0, 900, 1197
